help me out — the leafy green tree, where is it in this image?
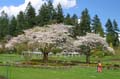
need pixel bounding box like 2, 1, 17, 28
0, 11, 9, 39
24, 2, 36, 28
80, 8, 91, 36
56, 3, 64, 23
92, 15, 104, 37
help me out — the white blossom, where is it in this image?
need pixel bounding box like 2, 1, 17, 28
74, 33, 115, 54
4, 24, 114, 55
5, 24, 72, 50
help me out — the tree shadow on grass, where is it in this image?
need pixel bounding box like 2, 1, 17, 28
0, 75, 7, 79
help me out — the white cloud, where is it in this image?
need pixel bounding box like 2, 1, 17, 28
53, 0, 76, 9
0, 0, 77, 17
0, 0, 47, 16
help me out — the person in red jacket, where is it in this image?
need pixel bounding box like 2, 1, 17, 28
97, 60, 102, 72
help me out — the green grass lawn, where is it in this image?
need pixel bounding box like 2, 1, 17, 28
0, 54, 120, 65
0, 66, 120, 79
0, 54, 23, 63
0, 54, 120, 79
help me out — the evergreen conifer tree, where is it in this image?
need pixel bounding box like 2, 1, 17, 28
38, 3, 50, 26
105, 19, 119, 47
71, 14, 78, 25
0, 11, 9, 39
8, 16, 18, 36
92, 15, 104, 37
24, 2, 36, 28
56, 3, 64, 23
64, 13, 72, 25
79, 8, 91, 36
17, 11, 26, 31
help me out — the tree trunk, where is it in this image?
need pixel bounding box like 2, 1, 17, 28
43, 52, 48, 63
86, 55, 90, 64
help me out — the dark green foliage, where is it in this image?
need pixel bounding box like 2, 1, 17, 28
38, 3, 51, 26
24, 2, 36, 28
105, 19, 119, 47
37, 0, 55, 26
80, 45, 91, 63
0, 11, 9, 40
92, 15, 104, 37
105, 19, 115, 45
64, 13, 78, 26
113, 20, 119, 31
112, 20, 119, 47
70, 9, 91, 38
47, 0, 56, 23
71, 14, 78, 25
17, 11, 26, 30
37, 0, 56, 25
56, 3, 64, 23
51, 47, 62, 54
70, 24, 79, 38
105, 19, 113, 33
80, 8, 91, 36
64, 13, 73, 25
70, 8, 91, 37
0, 1, 65, 41
8, 16, 18, 36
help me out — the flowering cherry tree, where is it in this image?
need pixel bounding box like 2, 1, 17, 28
4, 24, 114, 63
74, 33, 115, 63
5, 24, 73, 62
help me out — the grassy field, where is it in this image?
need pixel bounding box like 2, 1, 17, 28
0, 54, 120, 65
0, 66, 120, 79
0, 54, 120, 79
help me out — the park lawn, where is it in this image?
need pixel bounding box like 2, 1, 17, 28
0, 54, 120, 65
0, 66, 120, 79
0, 54, 120, 79
0, 54, 23, 63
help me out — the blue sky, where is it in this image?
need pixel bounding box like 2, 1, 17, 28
0, 0, 24, 6
64, 0, 120, 28
0, 0, 120, 28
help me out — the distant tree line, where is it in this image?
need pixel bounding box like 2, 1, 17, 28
0, 0, 119, 47
70, 8, 119, 47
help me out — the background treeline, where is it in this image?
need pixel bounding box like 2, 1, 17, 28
0, 0, 119, 47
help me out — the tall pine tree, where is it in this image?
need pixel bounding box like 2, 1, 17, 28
38, 3, 50, 26
79, 8, 91, 36
92, 15, 104, 37
8, 16, 18, 36
47, 0, 56, 23
24, 2, 36, 28
56, 3, 64, 23
113, 20, 119, 47
17, 11, 26, 31
64, 13, 72, 25
71, 14, 78, 26
105, 19, 119, 47
0, 11, 9, 39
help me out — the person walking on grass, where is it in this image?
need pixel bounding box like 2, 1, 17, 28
97, 60, 102, 72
